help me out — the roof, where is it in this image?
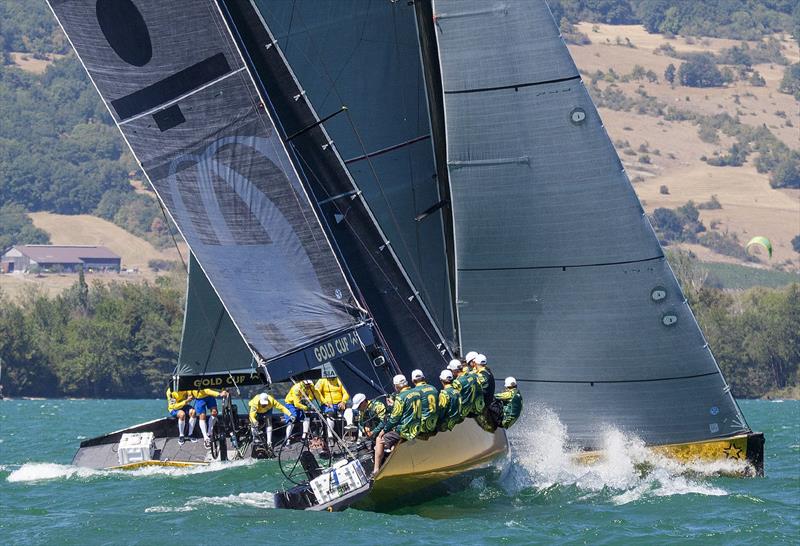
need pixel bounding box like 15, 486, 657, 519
11, 245, 121, 264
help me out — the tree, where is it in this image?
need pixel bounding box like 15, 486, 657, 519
770, 155, 800, 189
792, 235, 800, 254
678, 54, 724, 87
0, 202, 50, 254
664, 63, 676, 85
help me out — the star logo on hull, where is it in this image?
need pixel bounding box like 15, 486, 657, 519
723, 444, 743, 459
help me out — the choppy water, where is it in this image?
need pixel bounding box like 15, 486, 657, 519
1, 399, 797, 544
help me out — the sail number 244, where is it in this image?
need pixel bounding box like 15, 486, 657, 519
313, 331, 362, 363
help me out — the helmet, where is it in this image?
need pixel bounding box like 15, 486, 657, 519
393, 374, 408, 387
411, 369, 424, 381
504, 376, 517, 388
352, 393, 367, 408
447, 359, 462, 372
259, 393, 271, 405
464, 351, 479, 363
476, 354, 487, 365
439, 369, 453, 382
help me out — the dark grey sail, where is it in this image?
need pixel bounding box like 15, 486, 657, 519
429, 0, 750, 446
47, 0, 371, 387
253, 0, 457, 345
218, 0, 452, 382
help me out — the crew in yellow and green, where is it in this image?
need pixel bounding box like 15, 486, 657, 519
436, 369, 463, 432
472, 353, 496, 407
166, 387, 197, 445
448, 358, 485, 417
315, 368, 351, 439
351, 393, 387, 439
495, 377, 523, 429
248, 392, 292, 448
284, 379, 324, 445
410, 369, 438, 436
191, 388, 229, 447
373, 374, 421, 476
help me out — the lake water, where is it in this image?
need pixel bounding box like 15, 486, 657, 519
1, 399, 797, 544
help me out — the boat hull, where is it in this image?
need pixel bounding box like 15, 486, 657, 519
575, 431, 765, 476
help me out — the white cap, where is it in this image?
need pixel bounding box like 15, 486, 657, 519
439, 369, 453, 382
411, 369, 425, 381
393, 374, 408, 387
447, 359, 462, 371
476, 354, 487, 365
259, 393, 271, 405
464, 351, 479, 363
303, 379, 313, 385
352, 393, 366, 408
505, 376, 517, 388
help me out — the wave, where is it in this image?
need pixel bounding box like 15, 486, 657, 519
145, 491, 276, 513
6, 458, 258, 483
505, 405, 741, 505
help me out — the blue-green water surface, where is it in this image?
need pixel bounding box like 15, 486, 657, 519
1, 399, 797, 545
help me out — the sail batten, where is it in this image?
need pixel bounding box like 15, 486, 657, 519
48, 0, 366, 383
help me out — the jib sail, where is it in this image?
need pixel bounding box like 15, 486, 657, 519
429, 0, 750, 446
48, 0, 370, 388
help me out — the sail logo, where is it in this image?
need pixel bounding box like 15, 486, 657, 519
312, 331, 362, 363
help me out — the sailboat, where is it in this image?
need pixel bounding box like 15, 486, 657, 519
49, 0, 761, 510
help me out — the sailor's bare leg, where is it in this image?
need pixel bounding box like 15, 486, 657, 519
302, 417, 310, 439
373, 431, 385, 475
188, 408, 197, 438
199, 412, 208, 441
177, 410, 186, 438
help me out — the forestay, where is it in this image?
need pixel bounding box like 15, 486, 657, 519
430, 0, 750, 446
48, 0, 366, 386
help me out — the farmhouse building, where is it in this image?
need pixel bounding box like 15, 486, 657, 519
1, 245, 121, 273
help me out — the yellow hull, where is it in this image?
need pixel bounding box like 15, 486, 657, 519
109, 460, 208, 470
574, 432, 764, 476
359, 419, 508, 507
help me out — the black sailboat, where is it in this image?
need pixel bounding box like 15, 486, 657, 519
50, 0, 762, 510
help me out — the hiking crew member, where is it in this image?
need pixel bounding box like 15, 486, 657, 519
352, 393, 387, 440
410, 369, 439, 436
494, 377, 523, 429
315, 370, 351, 439
373, 374, 421, 476
248, 392, 292, 448
473, 353, 496, 406
191, 388, 228, 447
284, 379, 324, 445
437, 369, 463, 432
449, 359, 485, 417
167, 387, 197, 445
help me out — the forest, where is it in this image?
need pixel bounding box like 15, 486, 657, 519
0, 256, 797, 399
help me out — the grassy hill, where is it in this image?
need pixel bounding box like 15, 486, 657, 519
567, 23, 800, 272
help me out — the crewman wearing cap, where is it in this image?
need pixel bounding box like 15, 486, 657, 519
494, 377, 523, 429
373, 374, 421, 476
248, 392, 292, 448
472, 353, 496, 407
284, 379, 324, 445
315, 366, 350, 442
449, 358, 485, 418
437, 369, 463, 432
410, 369, 439, 436
352, 393, 387, 440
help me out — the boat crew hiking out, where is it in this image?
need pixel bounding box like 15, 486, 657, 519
353, 393, 387, 440
373, 374, 421, 476
473, 353, 496, 405
249, 392, 292, 449
494, 377, 523, 429
166, 387, 197, 445
410, 369, 439, 436
192, 388, 229, 447
437, 369, 463, 432
449, 359, 485, 418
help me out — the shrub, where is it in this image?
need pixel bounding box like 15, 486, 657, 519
698, 195, 722, 210
792, 235, 800, 254
770, 155, 800, 189
659, 185, 669, 195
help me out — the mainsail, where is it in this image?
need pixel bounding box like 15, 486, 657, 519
219, 0, 453, 382
429, 0, 750, 446
47, 0, 372, 387
254, 0, 458, 345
